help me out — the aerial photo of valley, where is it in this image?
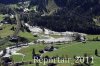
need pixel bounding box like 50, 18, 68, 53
0, 0, 100, 66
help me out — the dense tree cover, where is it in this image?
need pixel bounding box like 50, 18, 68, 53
0, 0, 19, 4
26, 8, 100, 34
0, 4, 14, 14
0, 0, 29, 4
26, 0, 100, 34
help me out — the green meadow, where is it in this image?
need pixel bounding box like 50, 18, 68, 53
12, 41, 100, 66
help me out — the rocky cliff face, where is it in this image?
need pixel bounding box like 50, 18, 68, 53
31, 0, 59, 15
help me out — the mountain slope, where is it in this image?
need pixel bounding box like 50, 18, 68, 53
28, 0, 100, 34
1, 0, 100, 34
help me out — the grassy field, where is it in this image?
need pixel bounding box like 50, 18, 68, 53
43, 41, 100, 57
0, 40, 14, 50
0, 24, 36, 51
0, 24, 15, 50
12, 41, 100, 66
0, 24, 36, 41
18, 31, 38, 42
0, 24, 100, 66
0, 24, 15, 38
87, 35, 100, 40
0, 14, 4, 21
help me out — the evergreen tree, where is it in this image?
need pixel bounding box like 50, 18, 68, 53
95, 49, 98, 56
32, 48, 36, 59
